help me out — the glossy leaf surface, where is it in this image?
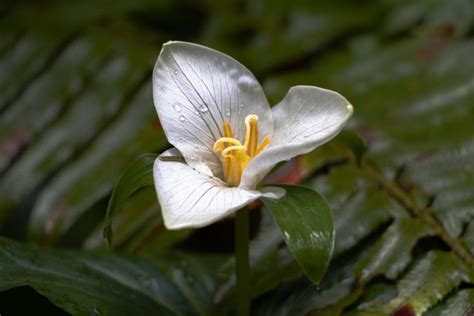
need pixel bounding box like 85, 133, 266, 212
262, 185, 335, 284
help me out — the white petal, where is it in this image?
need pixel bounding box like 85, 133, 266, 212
240, 86, 353, 189
154, 148, 266, 229
153, 41, 272, 177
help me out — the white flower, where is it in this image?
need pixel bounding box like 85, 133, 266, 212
152, 41, 353, 229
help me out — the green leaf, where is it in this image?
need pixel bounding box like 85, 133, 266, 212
0, 237, 224, 315
104, 153, 157, 246
262, 185, 335, 284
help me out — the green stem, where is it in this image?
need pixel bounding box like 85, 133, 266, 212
235, 208, 250, 316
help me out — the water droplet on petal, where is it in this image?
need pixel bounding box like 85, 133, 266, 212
179, 115, 186, 122
225, 108, 231, 117
174, 70, 179, 74
173, 103, 182, 112
229, 68, 239, 77
239, 103, 245, 108
199, 104, 208, 112
238, 75, 258, 89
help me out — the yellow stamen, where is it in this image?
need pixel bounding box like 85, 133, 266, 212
226, 156, 241, 187
255, 135, 271, 156
213, 115, 271, 186
222, 145, 247, 157
223, 122, 234, 138
213, 138, 242, 152
244, 115, 259, 157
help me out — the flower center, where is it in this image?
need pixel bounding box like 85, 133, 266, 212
213, 114, 271, 186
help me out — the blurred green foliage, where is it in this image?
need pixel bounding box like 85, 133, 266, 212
0, 0, 473, 314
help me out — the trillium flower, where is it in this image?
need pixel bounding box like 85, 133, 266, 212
152, 41, 353, 229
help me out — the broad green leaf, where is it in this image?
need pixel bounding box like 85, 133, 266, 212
0, 237, 223, 315
104, 153, 157, 246
262, 185, 334, 284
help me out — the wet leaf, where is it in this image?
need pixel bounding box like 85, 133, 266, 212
0, 237, 224, 315
262, 185, 335, 284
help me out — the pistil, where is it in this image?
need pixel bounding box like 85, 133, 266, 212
213, 115, 270, 186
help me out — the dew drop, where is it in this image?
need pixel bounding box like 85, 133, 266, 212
229, 68, 239, 76
174, 69, 179, 74
199, 104, 208, 112
225, 108, 231, 117
238, 75, 258, 88
179, 115, 186, 122
173, 103, 182, 112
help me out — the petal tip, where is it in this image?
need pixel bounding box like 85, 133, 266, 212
347, 103, 354, 115
160, 40, 181, 53
162, 218, 183, 230
163, 40, 176, 46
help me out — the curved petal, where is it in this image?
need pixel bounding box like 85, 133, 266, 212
154, 148, 275, 229
153, 41, 272, 177
240, 86, 353, 189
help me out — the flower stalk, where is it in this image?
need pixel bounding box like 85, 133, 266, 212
235, 208, 250, 316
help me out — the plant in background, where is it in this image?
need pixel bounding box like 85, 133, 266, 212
151, 41, 353, 314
